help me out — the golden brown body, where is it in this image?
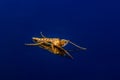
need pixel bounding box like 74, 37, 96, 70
25, 32, 86, 59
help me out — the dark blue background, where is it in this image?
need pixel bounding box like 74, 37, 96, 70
0, 0, 120, 80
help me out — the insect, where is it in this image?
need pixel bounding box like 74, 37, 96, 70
25, 32, 86, 59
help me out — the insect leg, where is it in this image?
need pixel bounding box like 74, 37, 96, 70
68, 40, 87, 50
54, 45, 74, 59
60, 47, 74, 59
51, 44, 57, 54
64, 50, 74, 59
24, 43, 39, 46
40, 32, 46, 38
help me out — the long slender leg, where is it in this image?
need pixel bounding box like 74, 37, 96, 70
60, 47, 74, 59
69, 40, 87, 50
24, 43, 39, 46
40, 32, 46, 38
54, 45, 74, 59
64, 49, 74, 59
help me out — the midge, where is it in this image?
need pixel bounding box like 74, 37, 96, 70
25, 32, 86, 59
